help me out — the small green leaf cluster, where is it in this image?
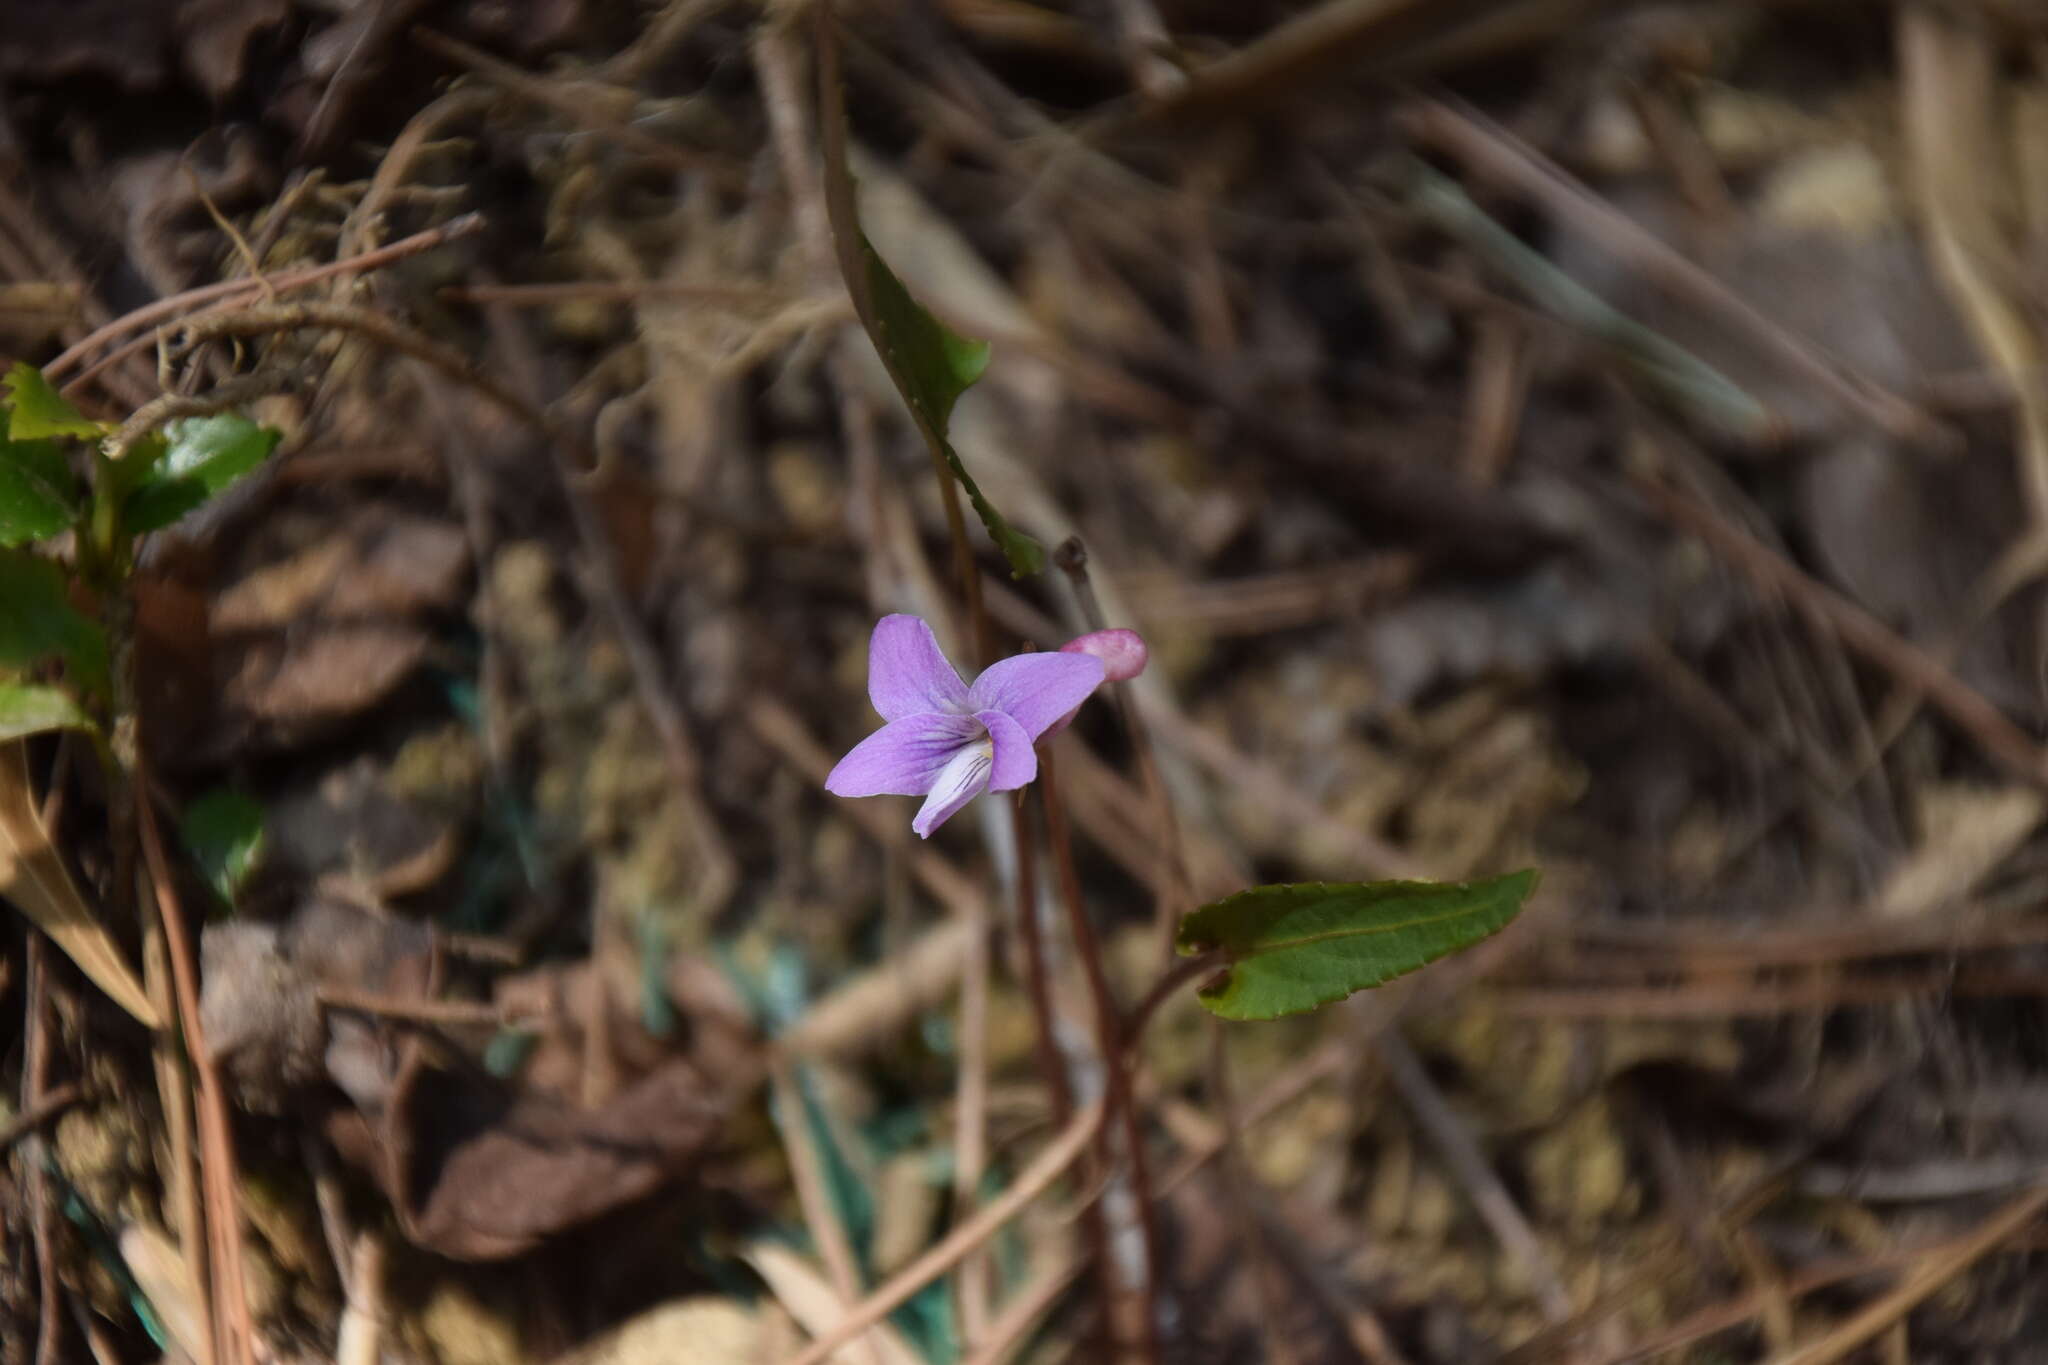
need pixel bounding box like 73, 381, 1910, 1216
1176, 869, 1539, 1020
0, 362, 280, 734
816, 32, 1043, 580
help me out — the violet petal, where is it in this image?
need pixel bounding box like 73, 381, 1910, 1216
824, 712, 980, 797
978, 708, 1036, 791
912, 739, 994, 837
867, 614, 969, 721
967, 652, 1105, 741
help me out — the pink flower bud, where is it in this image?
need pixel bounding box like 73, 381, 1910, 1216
1038, 628, 1147, 739
1059, 628, 1148, 683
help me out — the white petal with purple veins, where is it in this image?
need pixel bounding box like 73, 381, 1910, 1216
912, 738, 995, 837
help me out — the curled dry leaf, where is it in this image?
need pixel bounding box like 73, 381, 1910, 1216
348, 1048, 744, 1261
0, 740, 159, 1028
202, 894, 757, 1259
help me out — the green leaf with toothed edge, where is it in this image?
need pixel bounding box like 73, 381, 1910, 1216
0, 437, 80, 545
3, 362, 100, 441
1176, 869, 1538, 1021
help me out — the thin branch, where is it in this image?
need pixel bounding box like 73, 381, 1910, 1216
104, 372, 293, 461
46, 214, 485, 384
0, 1082, 82, 1151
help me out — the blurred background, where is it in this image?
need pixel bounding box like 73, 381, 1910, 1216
7, 0, 2048, 1361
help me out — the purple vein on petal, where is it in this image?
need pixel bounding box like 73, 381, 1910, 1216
969, 652, 1105, 740
868, 614, 969, 721
824, 712, 981, 796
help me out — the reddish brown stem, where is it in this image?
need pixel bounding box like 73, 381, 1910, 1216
135, 760, 257, 1365
1054, 537, 1193, 962
1040, 749, 1164, 1364
25, 935, 62, 1365
1010, 792, 1074, 1129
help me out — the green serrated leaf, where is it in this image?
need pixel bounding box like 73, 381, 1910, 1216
122, 414, 279, 534
0, 439, 79, 545
178, 788, 265, 906
1176, 869, 1539, 1021
0, 550, 109, 696
816, 21, 1043, 579
0, 682, 96, 742
4, 362, 99, 441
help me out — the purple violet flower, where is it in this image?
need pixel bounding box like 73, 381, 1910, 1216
825, 614, 1106, 837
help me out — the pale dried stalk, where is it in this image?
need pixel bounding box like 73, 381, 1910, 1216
778, 1098, 1109, 1365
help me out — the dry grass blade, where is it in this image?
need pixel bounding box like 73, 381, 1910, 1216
778, 1097, 1109, 1365
1761, 1185, 2048, 1365
745, 1243, 922, 1365
957, 1259, 1085, 1365
0, 741, 159, 1028
767, 1065, 897, 1365
1900, 7, 2048, 524
136, 750, 256, 1365
1630, 460, 2048, 787
1144, 0, 1488, 121
1405, 97, 1948, 448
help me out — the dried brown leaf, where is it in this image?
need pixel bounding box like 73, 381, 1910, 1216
0, 740, 159, 1027
371, 1050, 743, 1260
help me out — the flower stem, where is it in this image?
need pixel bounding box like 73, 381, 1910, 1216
1039, 747, 1164, 1364
1010, 792, 1073, 1129
1055, 536, 1191, 962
